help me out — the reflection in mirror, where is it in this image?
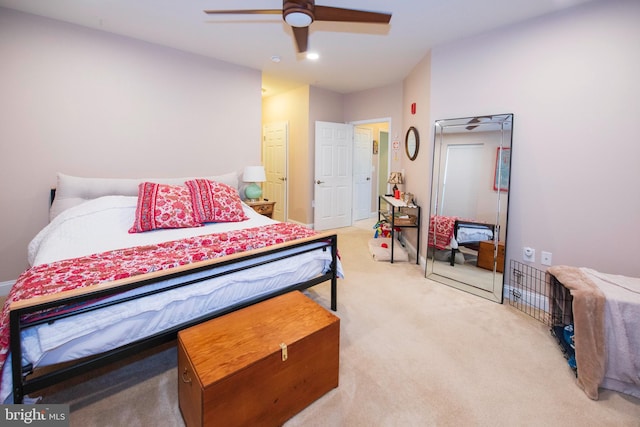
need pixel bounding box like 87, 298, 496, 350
406, 126, 419, 161
425, 114, 513, 303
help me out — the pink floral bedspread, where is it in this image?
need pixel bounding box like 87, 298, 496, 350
0, 222, 318, 381
428, 215, 458, 250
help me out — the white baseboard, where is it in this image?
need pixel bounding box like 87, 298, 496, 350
0, 280, 14, 297
398, 235, 418, 264
503, 284, 549, 312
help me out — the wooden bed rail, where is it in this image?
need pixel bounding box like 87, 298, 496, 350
9, 230, 337, 312
9, 232, 339, 403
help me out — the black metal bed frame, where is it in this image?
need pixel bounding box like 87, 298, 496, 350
9, 232, 339, 403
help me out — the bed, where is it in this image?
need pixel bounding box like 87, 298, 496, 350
547, 266, 640, 400
427, 215, 495, 265
1, 173, 342, 404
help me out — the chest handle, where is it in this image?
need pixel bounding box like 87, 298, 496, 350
181, 367, 192, 384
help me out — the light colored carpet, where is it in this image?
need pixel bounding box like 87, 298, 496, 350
25, 223, 640, 426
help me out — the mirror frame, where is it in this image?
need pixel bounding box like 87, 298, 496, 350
425, 113, 513, 303
405, 126, 419, 161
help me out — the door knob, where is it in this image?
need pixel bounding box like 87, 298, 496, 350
316, 180, 325, 184
366, 177, 371, 181
279, 177, 286, 181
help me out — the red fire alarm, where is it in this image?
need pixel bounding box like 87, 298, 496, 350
411, 103, 416, 115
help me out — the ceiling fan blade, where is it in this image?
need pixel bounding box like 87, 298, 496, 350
314, 6, 391, 24
466, 116, 494, 130
204, 9, 282, 15
205, 2, 390, 55
465, 117, 480, 130
292, 26, 309, 53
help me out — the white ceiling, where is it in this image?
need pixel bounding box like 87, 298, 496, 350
0, 0, 596, 96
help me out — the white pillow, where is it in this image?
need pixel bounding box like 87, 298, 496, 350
49, 172, 239, 221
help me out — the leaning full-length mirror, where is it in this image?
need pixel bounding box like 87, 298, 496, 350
425, 114, 513, 303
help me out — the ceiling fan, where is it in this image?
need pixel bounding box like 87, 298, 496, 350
465, 116, 493, 131
204, 0, 392, 53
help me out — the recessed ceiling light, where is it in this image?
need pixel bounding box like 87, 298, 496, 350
271, 55, 281, 63
306, 52, 319, 60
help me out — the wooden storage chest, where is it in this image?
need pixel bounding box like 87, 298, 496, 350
177, 291, 340, 427
477, 240, 505, 273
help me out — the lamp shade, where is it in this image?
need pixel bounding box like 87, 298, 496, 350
387, 172, 404, 185
243, 166, 266, 183
243, 166, 266, 201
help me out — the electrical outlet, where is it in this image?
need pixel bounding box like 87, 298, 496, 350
541, 251, 553, 266
523, 247, 535, 262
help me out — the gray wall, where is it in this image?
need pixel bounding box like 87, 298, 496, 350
430, 0, 640, 275
0, 9, 262, 280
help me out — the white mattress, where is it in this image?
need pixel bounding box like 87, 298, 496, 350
29, 195, 278, 266
446, 226, 494, 249
2, 196, 342, 402
455, 225, 494, 244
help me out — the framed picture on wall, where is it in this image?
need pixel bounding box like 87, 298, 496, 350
493, 147, 510, 191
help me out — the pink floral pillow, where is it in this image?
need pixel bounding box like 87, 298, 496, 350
186, 179, 248, 223
129, 182, 201, 233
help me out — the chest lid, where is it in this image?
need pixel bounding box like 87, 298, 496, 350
178, 291, 339, 386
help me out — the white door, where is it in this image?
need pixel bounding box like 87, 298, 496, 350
378, 130, 390, 197
262, 122, 287, 222
441, 144, 483, 218
353, 126, 373, 221
314, 121, 353, 230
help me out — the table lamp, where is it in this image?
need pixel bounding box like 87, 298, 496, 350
243, 166, 266, 201
388, 172, 404, 198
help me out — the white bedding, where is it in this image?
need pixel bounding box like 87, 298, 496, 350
3, 196, 342, 402
445, 226, 494, 249
455, 225, 494, 245
30, 195, 277, 266
581, 268, 640, 398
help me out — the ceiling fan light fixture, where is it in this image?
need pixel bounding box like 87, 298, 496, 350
284, 11, 313, 27
205, 1, 391, 54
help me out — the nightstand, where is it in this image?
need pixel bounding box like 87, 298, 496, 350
246, 200, 276, 218
477, 240, 505, 273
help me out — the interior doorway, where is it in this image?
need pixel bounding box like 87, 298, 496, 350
349, 119, 391, 219
353, 126, 373, 222
378, 130, 389, 200
262, 122, 288, 222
